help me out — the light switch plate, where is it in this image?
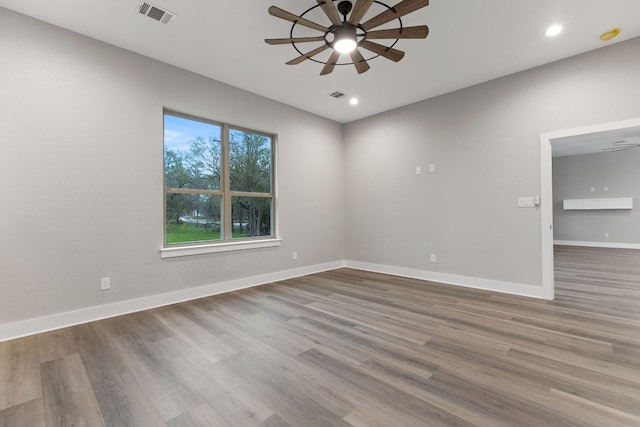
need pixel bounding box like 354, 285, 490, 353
518, 197, 535, 208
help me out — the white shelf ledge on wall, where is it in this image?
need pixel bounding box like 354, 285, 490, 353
563, 197, 633, 210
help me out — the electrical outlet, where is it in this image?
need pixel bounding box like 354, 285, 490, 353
429, 164, 435, 173
430, 254, 437, 263
604, 232, 609, 238
415, 166, 422, 175
100, 277, 111, 291
292, 251, 298, 260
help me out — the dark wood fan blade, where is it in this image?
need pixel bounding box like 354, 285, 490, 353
265, 36, 326, 45
286, 44, 330, 65
361, 0, 429, 31
349, 49, 371, 74
365, 25, 429, 39
348, 0, 374, 24
360, 41, 405, 62
268, 6, 329, 33
316, 0, 342, 25
320, 50, 341, 75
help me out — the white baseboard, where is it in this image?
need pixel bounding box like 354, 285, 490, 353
554, 240, 640, 250
0, 261, 345, 343
345, 260, 550, 300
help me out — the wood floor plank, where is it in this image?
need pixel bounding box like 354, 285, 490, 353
506, 347, 640, 415
110, 333, 204, 421
214, 325, 356, 419
152, 308, 238, 363
219, 352, 353, 427
352, 359, 507, 426
166, 403, 231, 427
298, 348, 474, 426
261, 413, 295, 427
91, 373, 166, 427
184, 366, 275, 426
1, 245, 639, 426
71, 322, 130, 384
424, 367, 575, 427
287, 314, 440, 376
0, 398, 44, 427
0, 336, 41, 411
34, 329, 79, 364
549, 387, 640, 426
40, 353, 105, 427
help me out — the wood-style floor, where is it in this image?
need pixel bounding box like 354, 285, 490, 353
1, 246, 640, 426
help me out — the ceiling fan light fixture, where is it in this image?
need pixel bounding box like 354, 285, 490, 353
265, 0, 430, 75
333, 26, 357, 54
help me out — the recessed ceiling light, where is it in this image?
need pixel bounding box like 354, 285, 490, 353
545, 25, 563, 37
350, 98, 359, 105
600, 28, 621, 42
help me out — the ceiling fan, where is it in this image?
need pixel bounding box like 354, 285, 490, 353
265, 0, 430, 75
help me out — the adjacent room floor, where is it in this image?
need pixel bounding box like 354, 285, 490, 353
1, 246, 639, 426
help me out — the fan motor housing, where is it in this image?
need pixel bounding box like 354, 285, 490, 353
328, 24, 359, 48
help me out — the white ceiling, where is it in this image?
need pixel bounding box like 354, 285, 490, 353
1, 0, 639, 124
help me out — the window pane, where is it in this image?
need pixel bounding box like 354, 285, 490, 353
165, 193, 222, 244
229, 129, 272, 193
164, 114, 222, 190
231, 196, 272, 239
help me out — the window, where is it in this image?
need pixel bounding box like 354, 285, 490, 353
163, 111, 275, 250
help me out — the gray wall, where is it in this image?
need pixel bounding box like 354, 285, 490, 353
553, 149, 640, 244
344, 36, 640, 288
0, 8, 344, 325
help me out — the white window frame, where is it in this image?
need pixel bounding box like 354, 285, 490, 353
160, 110, 279, 258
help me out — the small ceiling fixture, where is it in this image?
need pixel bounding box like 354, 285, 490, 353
600, 28, 621, 42
138, 2, 176, 24
328, 90, 346, 98
545, 24, 563, 37
601, 139, 640, 152
350, 97, 359, 105
265, 0, 430, 75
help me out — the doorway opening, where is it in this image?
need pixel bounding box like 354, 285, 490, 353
540, 117, 640, 300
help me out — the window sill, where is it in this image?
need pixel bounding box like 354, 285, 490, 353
160, 238, 281, 258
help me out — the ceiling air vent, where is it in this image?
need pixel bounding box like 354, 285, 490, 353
329, 91, 345, 99
139, 2, 176, 24
601, 140, 640, 152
